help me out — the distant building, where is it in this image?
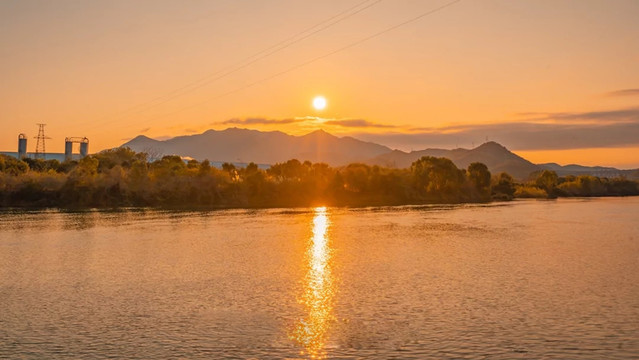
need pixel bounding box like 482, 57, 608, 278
0, 151, 71, 162
0, 134, 89, 161
65, 137, 89, 161
18, 134, 27, 159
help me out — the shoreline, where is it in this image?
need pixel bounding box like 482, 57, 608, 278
2, 195, 638, 212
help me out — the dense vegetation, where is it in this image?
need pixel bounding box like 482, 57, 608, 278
0, 148, 637, 208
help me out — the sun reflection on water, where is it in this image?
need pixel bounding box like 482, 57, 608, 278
291, 206, 334, 359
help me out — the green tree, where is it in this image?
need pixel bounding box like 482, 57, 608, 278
341, 163, 370, 193
467, 162, 491, 199
411, 156, 464, 201
0, 155, 28, 175
93, 147, 147, 172
198, 160, 211, 176
491, 172, 516, 200
535, 170, 558, 197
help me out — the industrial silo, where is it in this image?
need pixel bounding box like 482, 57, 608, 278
80, 138, 89, 158
65, 138, 74, 161
18, 134, 27, 159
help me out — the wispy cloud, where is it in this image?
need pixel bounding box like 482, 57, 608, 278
140, 127, 151, 133
217, 117, 304, 125
514, 107, 639, 124
354, 121, 639, 151
203, 107, 639, 151
184, 128, 198, 133
212, 116, 398, 129
605, 89, 639, 97
324, 119, 397, 129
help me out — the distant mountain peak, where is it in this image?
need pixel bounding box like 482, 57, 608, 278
476, 141, 506, 150
369, 140, 539, 179
223, 127, 255, 133
304, 129, 333, 137
120, 127, 390, 165
122, 135, 160, 146
130, 134, 154, 141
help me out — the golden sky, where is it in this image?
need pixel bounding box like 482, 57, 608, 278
1, 0, 638, 168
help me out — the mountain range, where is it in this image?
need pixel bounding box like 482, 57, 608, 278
123, 128, 390, 166
121, 128, 638, 180
368, 141, 541, 179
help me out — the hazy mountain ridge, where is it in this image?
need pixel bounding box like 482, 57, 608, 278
122, 128, 391, 166
121, 129, 638, 180
538, 163, 638, 179
368, 141, 540, 179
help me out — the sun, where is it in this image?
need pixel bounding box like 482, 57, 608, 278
313, 96, 327, 111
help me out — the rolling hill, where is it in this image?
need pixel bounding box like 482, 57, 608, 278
121, 128, 391, 166
121, 128, 638, 180
538, 163, 639, 180
368, 141, 541, 179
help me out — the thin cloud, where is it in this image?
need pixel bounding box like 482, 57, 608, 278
407, 126, 437, 132
140, 127, 151, 133
218, 117, 304, 125
213, 116, 398, 129
354, 121, 639, 151
513, 112, 548, 117
515, 107, 639, 124
605, 89, 639, 97
324, 119, 397, 128
184, 128, 198, 133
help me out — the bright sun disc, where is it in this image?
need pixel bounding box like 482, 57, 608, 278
313, 96, 327, 110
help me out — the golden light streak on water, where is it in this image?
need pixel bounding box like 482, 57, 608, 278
291, 206, 334, 359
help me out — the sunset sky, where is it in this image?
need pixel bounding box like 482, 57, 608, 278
1, 0, 638, 168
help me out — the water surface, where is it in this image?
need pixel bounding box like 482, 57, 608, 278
1, 198, 638, 358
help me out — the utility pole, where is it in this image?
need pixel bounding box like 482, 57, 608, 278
34, 124, 51, 159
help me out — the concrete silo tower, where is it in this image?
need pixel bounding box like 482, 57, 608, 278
18, 134, 27, 159
80, 138, 89, 158
64, 137, 90, 161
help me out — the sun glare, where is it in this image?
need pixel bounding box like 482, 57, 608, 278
313, 96, 327, 111
291, 206, 333, 359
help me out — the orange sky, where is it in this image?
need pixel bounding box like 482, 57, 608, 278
1, 0, 638, 168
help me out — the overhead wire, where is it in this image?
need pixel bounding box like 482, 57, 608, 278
131, 0, 463, 127
86, 0, 383, 131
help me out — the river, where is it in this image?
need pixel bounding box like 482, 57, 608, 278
1, 198, 638, 358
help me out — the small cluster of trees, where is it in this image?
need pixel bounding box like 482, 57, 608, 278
0, 148, 637, 208
515, 169, 639, 198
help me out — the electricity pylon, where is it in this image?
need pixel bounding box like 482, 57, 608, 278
34, 123, 51, 159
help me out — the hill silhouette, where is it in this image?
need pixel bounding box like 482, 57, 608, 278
538, 162, 638, 180
369, 141, 540, 179
121, 129, 638, 180
122, 128, 391, 166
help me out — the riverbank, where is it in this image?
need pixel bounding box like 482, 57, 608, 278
2, 150, 638, 209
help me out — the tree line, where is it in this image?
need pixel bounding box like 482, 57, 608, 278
0, 148, 637, 208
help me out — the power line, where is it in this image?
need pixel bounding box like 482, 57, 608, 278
131, 0, 384, 109
137, 0, 463, 125
87, 0, 383, 131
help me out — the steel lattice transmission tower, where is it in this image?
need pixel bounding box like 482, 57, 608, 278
34, 123, 51, 159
